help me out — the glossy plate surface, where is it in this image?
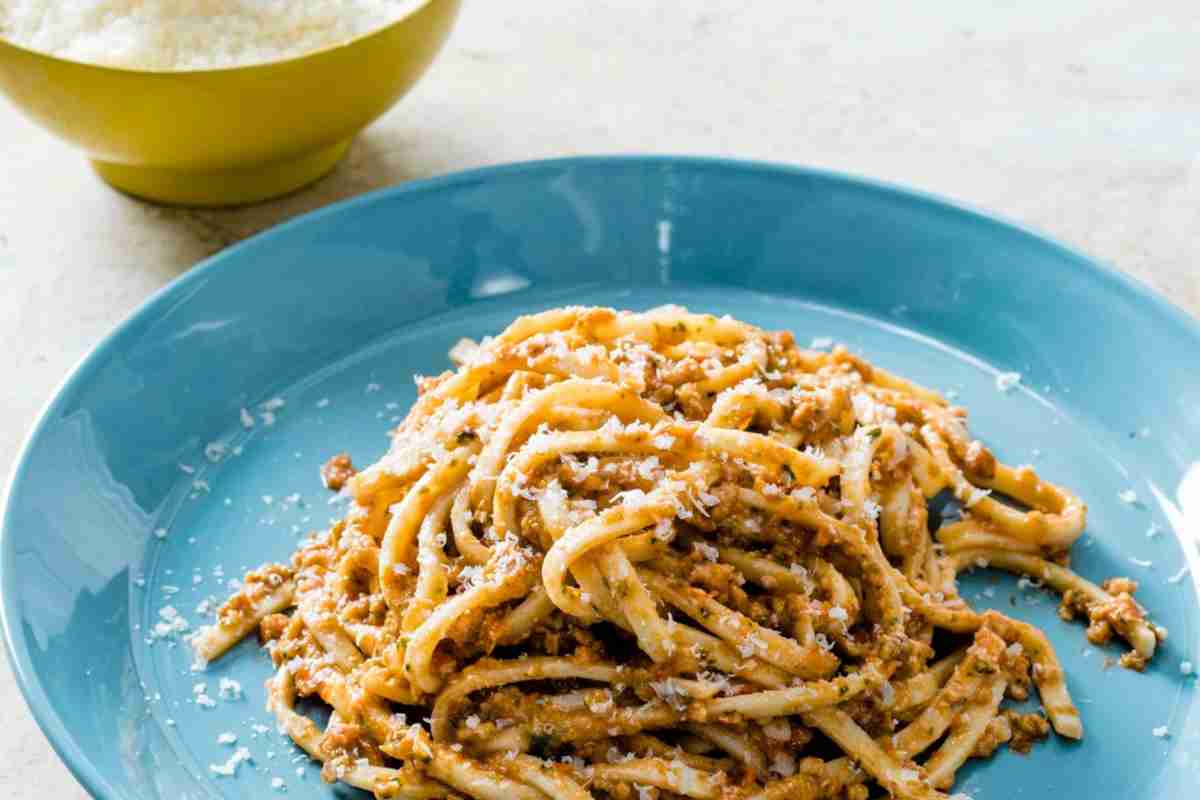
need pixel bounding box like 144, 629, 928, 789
3, 157, 1198, 799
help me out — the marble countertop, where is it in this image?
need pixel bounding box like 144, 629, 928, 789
1, 1, 1197, 796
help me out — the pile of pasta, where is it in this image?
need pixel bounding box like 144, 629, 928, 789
192, 306, 1163, 800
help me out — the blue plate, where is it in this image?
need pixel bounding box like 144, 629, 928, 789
3, 157, 1199, 799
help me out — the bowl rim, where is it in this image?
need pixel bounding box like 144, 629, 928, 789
0, 0, 448, 76
3, 154, 1198, 799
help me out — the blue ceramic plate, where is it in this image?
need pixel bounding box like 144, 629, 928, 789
3, 157, 1199, 799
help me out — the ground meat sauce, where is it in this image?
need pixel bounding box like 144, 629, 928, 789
321, 452, 357, 491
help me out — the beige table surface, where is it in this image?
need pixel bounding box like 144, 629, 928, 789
1, 1, 1198, 796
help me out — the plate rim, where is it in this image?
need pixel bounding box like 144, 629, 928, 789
3, 154, 1198, 799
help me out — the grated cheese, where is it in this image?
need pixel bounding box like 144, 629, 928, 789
649, 678, 688, 711
963, 486, 991, 508
879, 680, 895, 708
613, 488, 651, 508
791, 486, 815, 503
994, 372, 1021, 392
851, 393, 877, 423
150, 605, 188, 640
637, 456, 660, 480
862, 498, 882, 520
210, 746, 252, 776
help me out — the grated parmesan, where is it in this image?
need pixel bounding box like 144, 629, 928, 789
210, 746, 252, 776
994, 372, 1021, 392
963, 486, 991, 507
862, 498, 881, 520
0, 0, 441, 71
150, 605, 188, 640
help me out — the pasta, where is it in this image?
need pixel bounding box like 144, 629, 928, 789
193, 305, 1163, 800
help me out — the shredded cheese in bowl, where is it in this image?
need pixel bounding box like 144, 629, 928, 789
0, 0, 429, 70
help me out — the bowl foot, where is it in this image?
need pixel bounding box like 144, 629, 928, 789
90, 137, 353, 207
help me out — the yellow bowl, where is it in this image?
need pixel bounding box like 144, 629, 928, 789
0, 0, 461, 206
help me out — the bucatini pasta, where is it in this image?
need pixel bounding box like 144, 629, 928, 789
192, 306, 1163, 800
